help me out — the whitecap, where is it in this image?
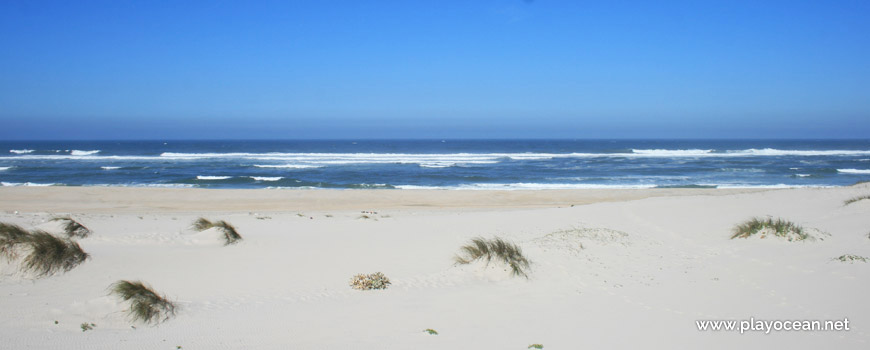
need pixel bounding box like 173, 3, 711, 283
838, 169, 870, 174
9, 149, 34, 154
1, 182, 57, 187
101, 166, 121, 170
249, 176, 283, 181
71, 150, 100, 156
196, 176, 232, 180
253, 164, 322, 169
0, 166, 11, 171
631, 149, 714, 157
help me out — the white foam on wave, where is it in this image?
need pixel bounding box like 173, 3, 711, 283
838, 169, 870, 174
249, 176, 283, 181
393, 185, 447, 190
632, 148, 870, 157
631, 149, 714, 157
734, 148, 870, 156
0, 167, 11, 171
1, 182, 57, 187
196, 176, 233, 180
795, 174, 812, 178
8, 148, 870, 164
8, 155, 158, 161
9, 149, 34, 154
101, 166, 121, 170
253, 164, 322, 169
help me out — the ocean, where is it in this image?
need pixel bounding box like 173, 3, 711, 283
1, 139, 869, 189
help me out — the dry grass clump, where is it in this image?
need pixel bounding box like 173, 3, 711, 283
21, 231, 90, 277
110, 280, 177, 325
833, 254, 868, 263
51, 216, 91, 238
844, 195, 870, 205
454, 237, 531, 278
2, 222, 89, 277
192, 218, 242, 245
0, 222, 31, 258
349, 272, 391, 290
730, 217, 808, 241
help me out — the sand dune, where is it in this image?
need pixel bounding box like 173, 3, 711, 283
1, 185, 869, 349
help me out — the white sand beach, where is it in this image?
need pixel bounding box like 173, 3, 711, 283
1, 185, 869, 349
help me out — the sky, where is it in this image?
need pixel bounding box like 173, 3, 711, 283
1, 0, 869, 139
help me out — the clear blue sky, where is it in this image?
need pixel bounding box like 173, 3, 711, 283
1, 0, 868, 139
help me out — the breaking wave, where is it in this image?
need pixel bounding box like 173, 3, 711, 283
196, 176, 233, 180
249, 176, 283, 181
838, 169, 870, 174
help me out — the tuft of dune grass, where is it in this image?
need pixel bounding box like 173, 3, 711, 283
833, 254, 868, 263
731, 217, 807, 241
21, 231, 89, 277
0, 222, 31, 259
454, 237, 531, 278
844, 195, 870, 206
192, 217, 213, 231
51, 216, 91, 238
110, 280, 177, 325
192, 218, 242, 245
1, 222, 90, 277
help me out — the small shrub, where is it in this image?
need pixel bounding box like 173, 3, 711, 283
844, 195, 870, 205
21, 231, 89, 277
51, 216, 91, 238
110, 280, 177, 325
454, 237, 531, 278
423, 328, 438, 335
528, 344, 544, 349
192, 218, 242, 245
834, 254, 868, 263
80, 322, 95, 332
731, 218, 808, 241
349, 272, 391, 290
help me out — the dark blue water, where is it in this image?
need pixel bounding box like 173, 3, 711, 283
1, 140, 869, 189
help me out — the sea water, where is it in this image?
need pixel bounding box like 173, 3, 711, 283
1, 139, 869, 189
